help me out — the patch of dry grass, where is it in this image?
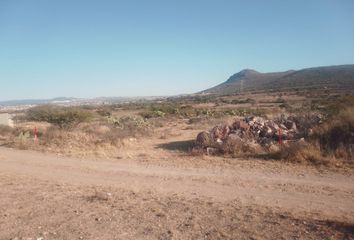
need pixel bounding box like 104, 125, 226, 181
0, 125, 15, 136
4, 114, 154, 157
315, 108, 353, 160
275, 142, 332, 166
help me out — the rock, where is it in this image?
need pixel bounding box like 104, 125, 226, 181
222, 134, 244, 153
284, 120, 297, 131
196, 131, 211, 148
206, 147, 219, 155
232, 120, 249, 131
269, 143, 280, 152
216, 138, 223, 145
245, 141, 264, 154
195, 114, 320, 155
258, 137, 273, 147
210, 125, 230, 142
259, 126, 275, 138
227, 133, 244, 143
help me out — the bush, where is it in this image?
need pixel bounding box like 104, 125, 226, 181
96, 108, 111, 117
314, 108, 354, 160
103, 115, 151, 144
26, 105, 93, 129
278, 108, 354, 166
140, 110, 166, 119
276, 142, 330, 166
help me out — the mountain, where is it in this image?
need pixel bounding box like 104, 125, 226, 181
202, 65, 354, 94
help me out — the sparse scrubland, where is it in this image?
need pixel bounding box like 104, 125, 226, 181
1, 88, 354, 240
1, 92, 353, 168
2, 105, 153, 157
1, 0, 354, 236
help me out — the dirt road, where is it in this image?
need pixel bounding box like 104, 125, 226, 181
1, 146, 354, 239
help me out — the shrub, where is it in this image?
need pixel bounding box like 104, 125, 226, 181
102, 115, 151, 144
140, 110, 166, 119
117, 116, 148, 130
278, 108, 354, 166
276, 142, 330, 166
96, 108, 111, 117
314, 108, 354, 160
26, 105, 93, 129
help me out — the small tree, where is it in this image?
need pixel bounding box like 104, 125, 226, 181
26, 105, 93, 129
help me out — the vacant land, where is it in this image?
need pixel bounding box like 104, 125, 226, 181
1, 91, 353, 239
1, 127, 354, 239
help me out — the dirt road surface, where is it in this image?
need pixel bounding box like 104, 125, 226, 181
1, 146, 354, 239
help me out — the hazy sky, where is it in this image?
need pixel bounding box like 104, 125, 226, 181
1, 0, 354, 100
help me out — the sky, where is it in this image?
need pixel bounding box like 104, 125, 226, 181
0, 0, 354, 100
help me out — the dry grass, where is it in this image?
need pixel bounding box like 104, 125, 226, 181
221, 137, 250, 155
273, 142, 352, 168
275, 108, 353, 167
36, 120, 153, 156
4, 114, 154, 157
281, 105, 352, 167
0, 125, 15, 136
3, 93, 354, 166
188, 147, 205, 157
0, 125, 28, 147
275, 142, 332, 166
314, 108, 353, 160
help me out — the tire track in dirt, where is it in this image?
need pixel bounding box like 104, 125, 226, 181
1, 147, 353, 224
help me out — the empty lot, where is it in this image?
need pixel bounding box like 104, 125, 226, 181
0, 147, 353, 239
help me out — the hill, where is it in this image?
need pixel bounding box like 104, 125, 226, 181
202, 65, 354, 94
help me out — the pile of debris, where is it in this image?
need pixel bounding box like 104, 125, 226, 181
195, 114, 322, 154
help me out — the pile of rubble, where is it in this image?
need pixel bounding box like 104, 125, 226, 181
195, 114, 322, 154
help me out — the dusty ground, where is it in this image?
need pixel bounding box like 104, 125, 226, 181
0, 119, 354, 240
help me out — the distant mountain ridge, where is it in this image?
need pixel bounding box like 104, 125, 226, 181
202, 65, 354, 94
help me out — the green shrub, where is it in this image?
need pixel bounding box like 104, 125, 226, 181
140, 110, 166, 119
96, 108, 111, 117
26, 105, 93, 129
